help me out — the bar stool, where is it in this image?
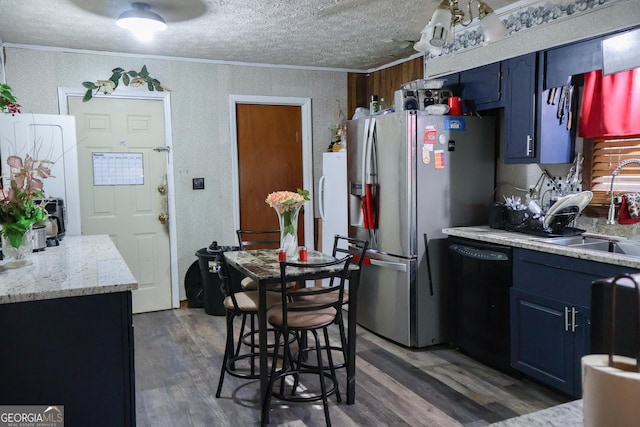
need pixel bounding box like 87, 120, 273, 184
214, 251, 280, 398
292, 235, 368, 371
263, 256, 352, 426
236, 229, 280, 290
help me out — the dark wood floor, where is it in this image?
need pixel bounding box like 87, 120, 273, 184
134, 308, 570, 427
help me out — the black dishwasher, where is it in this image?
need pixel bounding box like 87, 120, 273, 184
447, 237, 515, 375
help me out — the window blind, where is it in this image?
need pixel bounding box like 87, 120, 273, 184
587, 136, 640, 206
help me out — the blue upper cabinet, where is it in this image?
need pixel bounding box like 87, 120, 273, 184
504, 53, 537, 164
537, 51, 575, 165
544, 37, 603, 90
459, 61, 503, 112
503, 52, 574, 165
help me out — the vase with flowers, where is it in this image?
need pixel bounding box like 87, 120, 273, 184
265, 189, 310, 260
1, 155, 52, 267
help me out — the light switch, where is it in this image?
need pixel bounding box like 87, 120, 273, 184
192, 178, 204, 190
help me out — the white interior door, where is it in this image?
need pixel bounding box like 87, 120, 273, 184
68, 97, 171, 313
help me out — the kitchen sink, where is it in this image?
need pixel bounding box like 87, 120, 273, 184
534, 236, 613, 246
612, 241, 640, 257
536, 235, 640, 257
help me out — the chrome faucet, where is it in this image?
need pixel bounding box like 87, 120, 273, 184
607, 158, 640, 224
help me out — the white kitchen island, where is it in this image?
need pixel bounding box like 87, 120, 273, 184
0, 235, 138, 427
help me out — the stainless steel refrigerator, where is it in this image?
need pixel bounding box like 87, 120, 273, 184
347, 110, 495, 347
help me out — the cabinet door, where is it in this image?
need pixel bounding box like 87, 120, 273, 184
440, 72, 460, 93
459, 62, 503, 111
572, 304, 591, 397
510, 288, 575, 395
504, 53, 537, 164
545, 36, 603, 89
0, 292, 135, 427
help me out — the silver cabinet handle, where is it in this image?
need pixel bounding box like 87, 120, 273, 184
369, 259, 407, 272
526, 135, 533, 156
571, 307, 578, 333
564, 306, 570, 332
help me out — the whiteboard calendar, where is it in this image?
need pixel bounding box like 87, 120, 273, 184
92, 152, 144, 186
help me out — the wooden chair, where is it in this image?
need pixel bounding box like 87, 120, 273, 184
263, 255, 352, 426
214, 250, 280, 398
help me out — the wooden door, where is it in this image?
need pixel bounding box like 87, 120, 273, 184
236, 104, 303, 240
69, 97, 172, 314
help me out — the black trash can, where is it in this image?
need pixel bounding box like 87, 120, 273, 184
184, 260, 204, 308
195, 242, 241, 316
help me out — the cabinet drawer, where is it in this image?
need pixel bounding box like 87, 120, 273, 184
513, 248, 639, 306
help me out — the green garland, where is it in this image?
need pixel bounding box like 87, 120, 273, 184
82, 65, 170, 102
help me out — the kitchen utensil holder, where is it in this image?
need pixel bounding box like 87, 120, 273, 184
504, 208, 528, 230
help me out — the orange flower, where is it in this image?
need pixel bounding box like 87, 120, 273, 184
265, 189, 309, 213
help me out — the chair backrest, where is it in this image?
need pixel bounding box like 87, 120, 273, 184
332, 235, 369, 269
278, 256, 352, 325
216, 252, 242, 310
236, 229, 281, 250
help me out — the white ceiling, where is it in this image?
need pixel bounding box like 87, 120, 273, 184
0, 0, 515, 71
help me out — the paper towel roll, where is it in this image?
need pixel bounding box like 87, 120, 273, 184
582, 354, 640, 427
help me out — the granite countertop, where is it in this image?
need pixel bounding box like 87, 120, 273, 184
0, 234, 138, 304
490, 399, 583, 426
442, 226, 640, 270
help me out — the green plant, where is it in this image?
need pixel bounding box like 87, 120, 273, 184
82, 65, 170, 102
0, 155, 51, 248
0, 83, 21, 114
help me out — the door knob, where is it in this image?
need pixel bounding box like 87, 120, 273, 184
157, 183, 167, 194
158, 213, 168, 224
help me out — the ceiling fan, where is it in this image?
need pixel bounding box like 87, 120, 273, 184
68, 0, 208, 23
315, 0, 391, 18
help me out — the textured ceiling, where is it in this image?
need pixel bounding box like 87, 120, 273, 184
0, 0, 515, 70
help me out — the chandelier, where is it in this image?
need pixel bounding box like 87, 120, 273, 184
414, 0, 509, 55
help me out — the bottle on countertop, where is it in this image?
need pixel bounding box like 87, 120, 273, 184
370, 95, 380, 115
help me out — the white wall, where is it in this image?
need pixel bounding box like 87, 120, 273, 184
2, 47, 346, 300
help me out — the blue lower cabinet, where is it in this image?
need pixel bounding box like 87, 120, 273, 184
510, 288, 590, 396
510, 248, 634, 397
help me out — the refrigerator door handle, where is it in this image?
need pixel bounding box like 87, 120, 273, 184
423, 233, 435, 296
361, 118, 371, 189
318, 175, 326, 221
369, 258, 407, 272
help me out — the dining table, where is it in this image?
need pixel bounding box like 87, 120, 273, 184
222, 248, 361, 425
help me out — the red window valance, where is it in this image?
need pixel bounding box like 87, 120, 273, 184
579, 68, 640, 139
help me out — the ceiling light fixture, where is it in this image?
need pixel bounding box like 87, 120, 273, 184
116, 2, 167, 42
414, 0, 508, 55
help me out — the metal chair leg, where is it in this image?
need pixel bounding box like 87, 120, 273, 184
216, 312, 235, 397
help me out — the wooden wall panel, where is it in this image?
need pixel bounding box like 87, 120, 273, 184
347, 57, 424, 119
347, 73, 368, 120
